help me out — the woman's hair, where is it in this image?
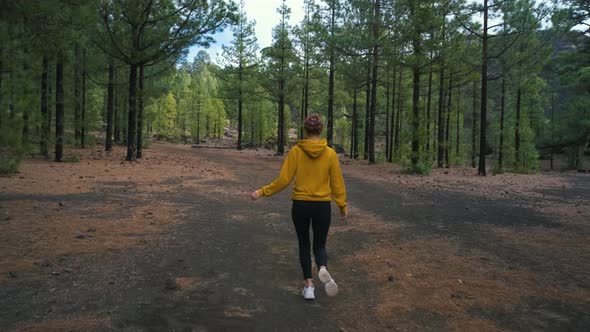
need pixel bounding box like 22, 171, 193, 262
304, 113, 323, 136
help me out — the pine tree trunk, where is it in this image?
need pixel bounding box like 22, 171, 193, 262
106, 60, 114, 152
238, 67, 243, 149
22, 57, 29, 144
81, 49, 86, 148
515, 87, 522, 166
327, 4, 336, 147
55, 51, 65, 162
278, 78, 285, 155
369, 0, 380, 165
411, 41, 421, 168
437, 67, 446, 168
426, 60, 433, 156
550, 92, 554, 170
137, 64, 144, 159
126, 63, 138, 161
498, 77, 506, 172
364, 59, 371, 160
394, 69, 403, 159
385, 73, 391, 162
445, 72, 453, 168
478, 0, 489, 176
471, 80, 477, 168
456, 87, 461, 158
40, 55, 49, 158
352, 88, 358, 159
388, 65, 397, 162
74, 43, 81, 145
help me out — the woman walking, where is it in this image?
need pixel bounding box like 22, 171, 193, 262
251, 114, 348, 300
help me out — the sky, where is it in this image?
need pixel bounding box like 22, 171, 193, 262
187, 0, 305, 64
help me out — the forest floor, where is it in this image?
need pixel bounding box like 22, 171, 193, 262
1, 142, 589, 332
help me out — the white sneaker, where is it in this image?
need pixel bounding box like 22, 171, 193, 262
302, 285, 315, 300
319, 267, 338, 297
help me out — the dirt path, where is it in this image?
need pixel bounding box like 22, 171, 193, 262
1, 143, 589, 331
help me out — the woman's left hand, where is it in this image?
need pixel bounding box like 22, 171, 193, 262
250, 190, 261, 200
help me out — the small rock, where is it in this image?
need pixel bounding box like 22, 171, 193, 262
63, 268, 72, 273
8, 272, 16, 278
87, 227, 97, 232
109, 281, 115, 285
75, 234, 86, 239
165, 279, 177, 290
58, 202, 65, 207
51, 271, 60, 276
388, 275, 395, 282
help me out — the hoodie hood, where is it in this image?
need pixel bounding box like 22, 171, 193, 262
298, 139, 328, 158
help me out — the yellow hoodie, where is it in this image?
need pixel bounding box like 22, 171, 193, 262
258, 139, 347, 213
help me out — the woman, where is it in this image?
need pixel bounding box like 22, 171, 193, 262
251, 114, 348, 300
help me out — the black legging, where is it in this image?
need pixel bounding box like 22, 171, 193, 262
291, 200, 331, 280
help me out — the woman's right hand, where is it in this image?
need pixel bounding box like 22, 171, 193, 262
250, 190, 261, 201
341, 208, 348, 219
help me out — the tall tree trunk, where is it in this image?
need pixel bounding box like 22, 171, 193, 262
74, 43, 81, 145
437, 69, 446, 168
498, 77, 506, 172
114, 67, 120, 144
300, 86, 305, 138
368, 0, 380, 165
81, 49, 86, 148
196, 99, 201, 143
388, 64, 397, 162
238, 66, 243, 149
137, 64, 144, 158
106, 60, 114, 151
55, 52, 64, 162
478, 0, 489, 176
364, 59, 371, 160
250, 107, 254, 145
385, 72, 391, 162
411, 42, 421, 168
22, 57, 28, 144
0, 49, 2, 127
455, 87, 461, 158
278, 79, 285, 155
445, 72, 453, 168
550, 92, 554, 170
426, 59, 433, 156
126, 63, 138, 161
352, 88, 359, 159
471, 80, 477, 168
394, 69, 403, 159
515, 86, 522, 166
327, 4, 336, 146
40, 55, 49, 158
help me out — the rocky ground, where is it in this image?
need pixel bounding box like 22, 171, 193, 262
1, 143, 589, 331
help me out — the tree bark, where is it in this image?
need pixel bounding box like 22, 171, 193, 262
437, 69, 446, 168
368, 0, 380, 165
478, 0, 489, 176
455, 87, 461, 158
388, 64, 397, 162
394, 69, 403, 159
81, 49, 87, 148
498, 77, 506, 171
106, 60, 114, 151
238, 65, 243, 150
40, 55, 49, 158
426, 59, 434, 156
327, 4, 336, 146
74, 43, 81, 145
445, 71, 453, 168
55, 52, 65, 162
126, 63, 138, 161
385, 72, 391, 162
471, 80, 477, 168
137, 64, 145, 158
352, 88, 359, 159
364, 59, 371, 160
411, 39, 421, 168
515, 86, 522, 165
